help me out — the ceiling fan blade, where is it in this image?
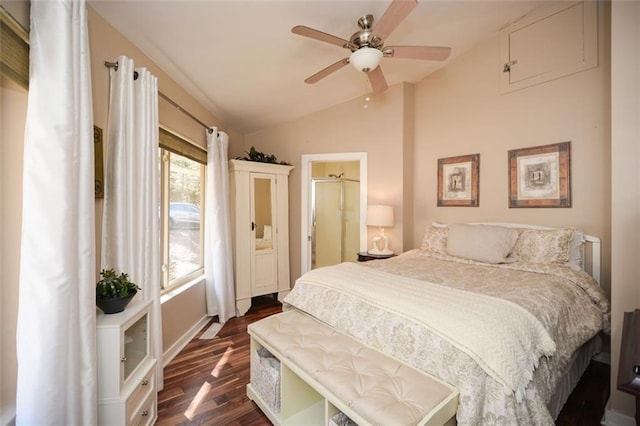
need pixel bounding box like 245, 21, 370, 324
371, 0, 418, 41
386, 45, 451, 61
304, 58, 350, 84
292, 25, 350, 49
368, 67, 388, 94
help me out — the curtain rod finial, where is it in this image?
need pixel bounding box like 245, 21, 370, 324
104, 60, 118, 70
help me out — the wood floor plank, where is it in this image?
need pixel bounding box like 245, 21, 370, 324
156, 297, 277, 425
156, 295, 609, 425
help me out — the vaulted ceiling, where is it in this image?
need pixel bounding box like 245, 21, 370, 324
89, 1, 549, 134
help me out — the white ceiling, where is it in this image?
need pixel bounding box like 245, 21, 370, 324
89, 1, 549, 134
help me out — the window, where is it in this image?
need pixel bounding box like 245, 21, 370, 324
1, 8, 29, 90
159, 129, 207, 291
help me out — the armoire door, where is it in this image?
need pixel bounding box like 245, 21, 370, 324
250, 173, 278, 295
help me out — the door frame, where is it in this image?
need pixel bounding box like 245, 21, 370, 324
300, 152, 368, 274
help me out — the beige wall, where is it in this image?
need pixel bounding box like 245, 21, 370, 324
246, 3, 611, 295
0, 75, 27, 426
402, 84, 415, 251
246, 2, 620, 419
414, 2, 611, 295
0, 10, 242, 417
312, 161, 359, 180
1, 0, 28, 26
609, 0, 640, 419
160, 279, 207, 354
0, 2, 28, 423
86, 6, 240, 357
246, 83, 412, 284
88, 6, 243, 153
3, 0, 634, 421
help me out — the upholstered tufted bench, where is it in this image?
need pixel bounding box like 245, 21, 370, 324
247, 310, 459, 426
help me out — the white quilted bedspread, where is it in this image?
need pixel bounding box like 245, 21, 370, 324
293, 262, 555, 401
283, 250, 609, 425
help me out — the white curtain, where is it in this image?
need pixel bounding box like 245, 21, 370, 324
204, 128, 236, 322
101, 56, 163, 389
16, 1, 97, 423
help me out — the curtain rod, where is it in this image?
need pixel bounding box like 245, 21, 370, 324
104, 61, 214, 134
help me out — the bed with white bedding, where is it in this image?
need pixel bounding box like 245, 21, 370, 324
282, 223, 610, 425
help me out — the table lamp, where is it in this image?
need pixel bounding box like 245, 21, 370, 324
367, 204, 394, 255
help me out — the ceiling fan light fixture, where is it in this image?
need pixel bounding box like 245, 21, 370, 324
349, 47, 383, 73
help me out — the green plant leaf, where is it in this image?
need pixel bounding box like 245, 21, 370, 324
96, 268, 140, 300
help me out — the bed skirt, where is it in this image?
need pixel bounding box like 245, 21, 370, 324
548, 334, 603, 419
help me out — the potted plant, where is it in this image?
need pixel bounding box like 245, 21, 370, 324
96, 268, 141, 314
237, 146, 291, 165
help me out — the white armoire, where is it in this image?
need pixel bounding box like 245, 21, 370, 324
229, 159, 294, 316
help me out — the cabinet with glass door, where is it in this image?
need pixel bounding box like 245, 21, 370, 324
97, 298, 157, 425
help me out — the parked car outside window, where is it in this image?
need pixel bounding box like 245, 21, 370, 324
169, 202, 200, 229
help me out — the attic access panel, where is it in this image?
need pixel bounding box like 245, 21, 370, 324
500, 1, 597, 94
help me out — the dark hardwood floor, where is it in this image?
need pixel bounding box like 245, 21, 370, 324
156, 296, 609, 425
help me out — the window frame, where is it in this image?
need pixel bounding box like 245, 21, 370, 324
159, 131, 207, 293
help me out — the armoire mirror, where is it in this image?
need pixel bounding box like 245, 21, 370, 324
252, 176, 273, 250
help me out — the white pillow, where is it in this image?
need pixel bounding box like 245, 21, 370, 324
263, 225, 272, 240
446, 224, 520, 264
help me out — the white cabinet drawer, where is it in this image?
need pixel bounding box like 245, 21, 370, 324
126, 364, 155, 421
129, 389, 156, 426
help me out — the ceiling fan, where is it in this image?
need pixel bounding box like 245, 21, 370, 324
291, 0, 451, 94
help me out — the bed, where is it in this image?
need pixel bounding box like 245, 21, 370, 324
282, 223, 610, 425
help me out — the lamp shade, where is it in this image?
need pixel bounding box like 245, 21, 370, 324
367, 204, 394, 227
349, 47, 383, 73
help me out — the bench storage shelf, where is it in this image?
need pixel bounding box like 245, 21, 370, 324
247, 311, 459, 426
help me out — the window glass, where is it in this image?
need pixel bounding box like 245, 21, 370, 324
161, 149, 205, 289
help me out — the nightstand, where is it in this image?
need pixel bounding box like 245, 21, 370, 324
357, 252, 396, 262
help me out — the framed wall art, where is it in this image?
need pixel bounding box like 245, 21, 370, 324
437, 153, 479, 207
94, 125, 104, 199
508, 141, 571, 208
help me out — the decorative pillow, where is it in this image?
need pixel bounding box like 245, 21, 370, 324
420, 225, 449, 254
263, 225, 272, 240
512, 228, 575, 264
446, 224, 519, 264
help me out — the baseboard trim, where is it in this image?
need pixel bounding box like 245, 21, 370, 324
163, 315, 210, 367
602, 408, 636, 426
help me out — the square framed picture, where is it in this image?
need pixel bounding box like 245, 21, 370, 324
508, 142, 571, 208
437, 153, 479, 207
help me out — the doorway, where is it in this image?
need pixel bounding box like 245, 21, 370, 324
312, 170, 360, 268
301, 153, 367, 274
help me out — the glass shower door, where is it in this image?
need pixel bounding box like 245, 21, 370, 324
311, 178, 360, 269
342, 179, 359, 263
312, 180, 342, 268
